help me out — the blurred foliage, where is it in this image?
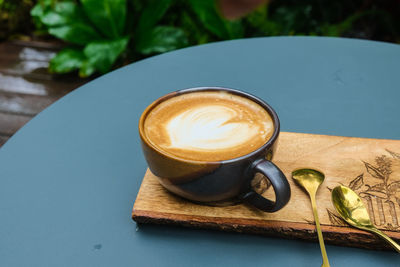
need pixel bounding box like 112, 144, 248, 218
0, 0, 35, 40
2, 0, 400, 77
247, 0, 400, 42
30, 0, 242, 76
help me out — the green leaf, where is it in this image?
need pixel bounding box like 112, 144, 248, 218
246, 4, 268, 28
245, 4, 281, 36
224, 20, 244, 39
81, 0, 126, 38
31, 0, 54, 28
33, 1, 102, 45
79, 60, 96, 77
180, 10, 210, 44
49, 48, 85, 73
40, 2, 86, 27
31, 3, 45, 18
320, 11, 374, 37
31, 1, 89, 28
188, 0, 227, 38
136, 26, 188, 55
136, 0, 173, 37
83, 37, 129, 74
49, 23, 102, 45
188, 0, 243, 39
31, 0, 53, 18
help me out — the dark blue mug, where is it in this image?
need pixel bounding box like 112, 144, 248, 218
139, 87, 290, 212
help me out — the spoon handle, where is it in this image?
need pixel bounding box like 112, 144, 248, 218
371, 228, 400, 253
310, 194, 330, 267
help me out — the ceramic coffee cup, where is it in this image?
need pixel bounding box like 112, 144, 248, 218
139, 87, 290, 212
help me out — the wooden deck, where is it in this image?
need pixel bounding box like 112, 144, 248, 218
0, 40, 90, 147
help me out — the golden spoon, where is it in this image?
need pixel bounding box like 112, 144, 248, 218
332, 185, 400, 253
292, 169, 330, 267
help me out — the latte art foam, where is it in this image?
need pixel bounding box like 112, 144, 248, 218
144, 91, 274, 161
167, 105, 262, 151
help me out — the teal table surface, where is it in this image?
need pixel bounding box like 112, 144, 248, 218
1, 37, 400, 266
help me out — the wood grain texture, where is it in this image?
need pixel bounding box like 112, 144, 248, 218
0, 112, 31, 135
0, 40, 91, 148
0, 91, 57, 115
133, 132, 400, 250
0, 72, 84, 96
0, 135, 9, 147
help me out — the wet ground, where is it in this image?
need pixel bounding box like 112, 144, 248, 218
0, 40, 90, 147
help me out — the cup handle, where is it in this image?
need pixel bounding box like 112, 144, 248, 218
241, 159, 291, 212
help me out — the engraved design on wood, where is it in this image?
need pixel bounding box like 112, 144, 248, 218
327, 149, 400, 230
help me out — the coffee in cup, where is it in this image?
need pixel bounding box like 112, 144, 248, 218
143, 91, 274, 162
139, 87, 290, 212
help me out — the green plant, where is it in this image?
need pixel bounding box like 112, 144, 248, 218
31, 0, 400, 77
31, 0, 244, 77
31, 0, 128, 76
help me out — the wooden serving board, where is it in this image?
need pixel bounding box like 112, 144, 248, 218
132, 132, 400, 250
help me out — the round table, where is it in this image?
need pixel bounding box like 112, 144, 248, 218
1, 37, 400, 266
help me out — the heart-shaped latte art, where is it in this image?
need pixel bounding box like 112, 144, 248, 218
166, 105, 263, 151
